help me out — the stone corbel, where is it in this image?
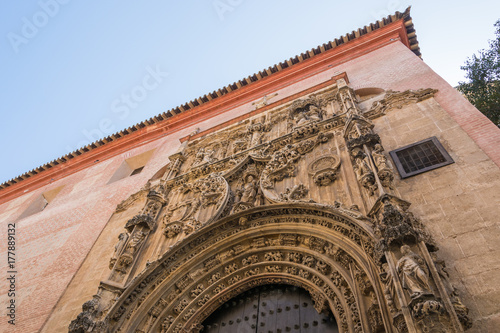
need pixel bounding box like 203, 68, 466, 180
343, 115, 382, 155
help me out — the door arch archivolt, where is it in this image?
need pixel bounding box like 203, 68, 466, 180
105, 203, 388, 333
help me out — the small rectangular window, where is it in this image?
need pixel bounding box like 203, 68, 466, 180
130, 166, 144, 176
389, 137, 453, 178
17, 185, 64, 220
107, 149, 155, 184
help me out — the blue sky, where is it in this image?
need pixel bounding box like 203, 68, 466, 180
1, 0, 499, 184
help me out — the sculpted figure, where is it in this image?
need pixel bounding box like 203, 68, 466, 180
372, 143, 394, 188
248, 122, 266, 147
352, 152, 378, 195
109, 232, 129, 269
240, 175, 258, 204
295, 110, 308, 126
294, 105, 322, 126
126, 230, 147, 255
372, 144, 389, 171
381, 263, 397, 313
340, 89, 356, 112
251, 131, 264, 147
353, 155, 372, 179
202, 148, 216, 164
114, 230, 147, 273
397, 245, 432, 298
193, 147, 216, 166
193, 148, 205, 166
114, 232, 128, 255
306, 105, 322, 121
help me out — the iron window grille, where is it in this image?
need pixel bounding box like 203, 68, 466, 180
389, 136, 454, 178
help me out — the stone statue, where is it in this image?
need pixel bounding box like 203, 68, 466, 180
340, 89, 356, 112
294, 105, 322, 126
372, 144, 389, 171
193, 148, 205, 166
372, 143, 394, 188
295, 110, 308, 126
355, 156, 371, 177
306, 105, 322, 122
240, 175, 258, 204
109, 232, 129, 269
126, 230, 147, 255
202, 148, 216, 164
251, 131, 264, 147
381, 263, 397, 313
397, 245, 432, 299
193, 147, 216, 166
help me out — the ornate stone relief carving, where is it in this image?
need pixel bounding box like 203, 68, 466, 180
231, 164, 260, 213
109, 232, 129, 269
68, 296, 108, 333
192, 147, 217, 167
288, 97, 326, 129
307, 154, 341, 186
259, 132, 333, 204
277, 184, 310, 202
366, 88, 439, 118
369, 194, 436, 262
368, 294, 385, 333
71, 83, 471, 333
163, 173, 229, 238
95, 206, 375, 330
247, 121, 271, 147
114, 230, 147, 273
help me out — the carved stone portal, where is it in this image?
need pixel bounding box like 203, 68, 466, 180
69, 84, 470, 333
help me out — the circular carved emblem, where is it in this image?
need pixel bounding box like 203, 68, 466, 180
307, 155, 341, 186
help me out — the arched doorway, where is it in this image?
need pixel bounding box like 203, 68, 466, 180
102, 204, 381, 333
202, 284, 338, 333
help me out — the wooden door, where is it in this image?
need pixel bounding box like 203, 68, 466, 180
202, 284, 338, 333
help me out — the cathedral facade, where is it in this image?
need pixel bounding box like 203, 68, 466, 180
1, 8, 500, 333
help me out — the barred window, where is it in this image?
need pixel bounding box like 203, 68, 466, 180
389, 137, 454, 178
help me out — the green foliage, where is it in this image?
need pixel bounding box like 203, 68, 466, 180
457, 20, 500, 126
